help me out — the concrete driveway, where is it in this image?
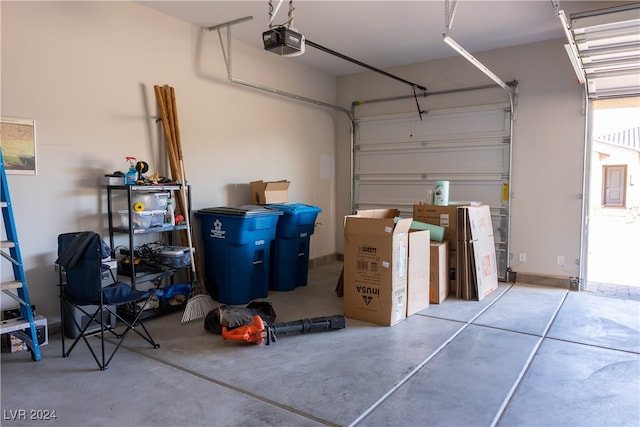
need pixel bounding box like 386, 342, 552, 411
587, 209, 640, 287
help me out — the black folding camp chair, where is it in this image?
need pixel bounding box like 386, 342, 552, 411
56, 231, 160, 370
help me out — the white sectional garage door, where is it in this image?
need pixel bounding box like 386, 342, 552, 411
570, 4, 640, 99
353, 102, 512, 279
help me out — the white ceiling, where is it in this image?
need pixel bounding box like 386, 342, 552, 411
138, 1, 636, 77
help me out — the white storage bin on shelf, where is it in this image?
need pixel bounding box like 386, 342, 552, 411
118, 210, 166, 229
132, 192, 169, 211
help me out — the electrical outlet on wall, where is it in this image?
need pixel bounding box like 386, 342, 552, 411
556, 256, 565, 266
518, 253, 526, 262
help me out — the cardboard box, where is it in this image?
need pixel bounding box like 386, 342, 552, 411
414, 204, 462, 293
456, 205, 498, 301
343, 209, 410, 326
413, 204, 460, 243
249, 180, 290, 204
407, 228, 430, 316
430, 241, 449, 304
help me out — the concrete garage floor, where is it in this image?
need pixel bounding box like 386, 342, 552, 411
2, 261, 639, 427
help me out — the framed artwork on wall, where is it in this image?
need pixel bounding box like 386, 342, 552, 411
0, 117, 37, 175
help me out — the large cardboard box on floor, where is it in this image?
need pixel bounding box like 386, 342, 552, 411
430, 241, 449, 304
343, 209, 411, 326
407, 228, 430, 316
249, 180, 290, 204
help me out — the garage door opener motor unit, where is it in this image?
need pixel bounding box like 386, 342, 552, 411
263, 26, 305, 56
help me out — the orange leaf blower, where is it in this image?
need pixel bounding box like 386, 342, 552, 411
222, 315, 268, 344
222, 314, 346, 345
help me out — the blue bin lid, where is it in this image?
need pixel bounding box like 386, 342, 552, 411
267, 203, 322, 215
196, 205, 283, 217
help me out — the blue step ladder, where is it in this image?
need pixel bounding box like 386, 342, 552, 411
0, 147, 42, 361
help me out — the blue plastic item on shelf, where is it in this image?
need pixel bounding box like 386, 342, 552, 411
267, 203, 322, 292
195, 205, 282, 305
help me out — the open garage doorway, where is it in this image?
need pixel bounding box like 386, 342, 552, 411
585, 97, 640, 299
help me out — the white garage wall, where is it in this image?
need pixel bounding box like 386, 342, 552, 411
1, 2, 337, 320
336, 39, 585, 283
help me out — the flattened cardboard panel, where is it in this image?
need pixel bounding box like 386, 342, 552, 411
455, 205, 498, 301
472, 234, 498, 300
430, 241, 448, 304
407, 229, 430, 315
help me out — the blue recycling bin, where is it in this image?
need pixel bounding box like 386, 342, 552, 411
195, 205, 282, 305
267, 203, 321, 291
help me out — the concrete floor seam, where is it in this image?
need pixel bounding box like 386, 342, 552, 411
492, 291, 570, 427
416, 284, 515, 324
469, 322, 549, 338
418, 314, 467, 324
542, 335, 640, 355
348, 284, 515, 427
347, 322, 468, 427
123, 345, 340, 427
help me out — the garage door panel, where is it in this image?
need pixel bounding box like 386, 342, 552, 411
357, 104, 511, 144
356, 138, 507, 151
355, 145, 509, 175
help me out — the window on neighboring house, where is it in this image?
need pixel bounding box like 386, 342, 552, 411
602, 164, 627, 207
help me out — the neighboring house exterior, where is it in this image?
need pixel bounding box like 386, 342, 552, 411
590, 127, 640, 216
